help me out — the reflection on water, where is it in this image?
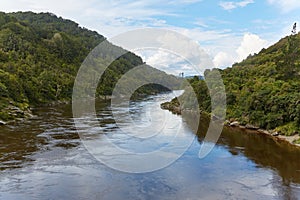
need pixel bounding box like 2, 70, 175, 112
0, 92, 300, 199
183, 112, 300, 184
0, 106, 79, 170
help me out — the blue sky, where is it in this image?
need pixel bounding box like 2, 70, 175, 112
1, 0, 300, 75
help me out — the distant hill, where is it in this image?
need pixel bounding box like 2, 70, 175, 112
184, 75, 204, 80
221, 33, 300, 135
0, 11, 180, 121
172, 32, 300, 136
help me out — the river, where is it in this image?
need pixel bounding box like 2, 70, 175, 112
0, 92, 300, 200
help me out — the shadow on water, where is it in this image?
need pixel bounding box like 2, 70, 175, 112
0, 124, 41, 170
0, 100, 111, 171
183, 111, 300, 184
0, 104, 80, 170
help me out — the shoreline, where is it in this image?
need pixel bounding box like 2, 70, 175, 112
2, 96, 300, 149
0, 93, 164, 125
0, 99, 71, 125
161, 102, 300, 148
225, 123, 300, 148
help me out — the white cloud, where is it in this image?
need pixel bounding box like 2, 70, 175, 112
115, 29, 217, 76
267, 0, 300, 13
236, 33, 269, 61
194, 19, 209, 28
141, 50, 182, 69
212, 33, 269, 68
219, 0, 254, 11
138, 32, 269, 73
171, 28, 241, 68
138, 50, 199, 76
213, 52, 235, 68
122, 27, 252, 71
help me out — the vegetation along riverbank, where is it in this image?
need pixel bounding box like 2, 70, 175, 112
0, 11, 180, 123
162, 32, 300, 147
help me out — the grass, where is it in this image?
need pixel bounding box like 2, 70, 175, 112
293, 138, 300, 145
275, 122, 299, 136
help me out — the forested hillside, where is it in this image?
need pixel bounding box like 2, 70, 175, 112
222, 33, 300, 135
172, 33, 300, 136
0, 12, 179, 122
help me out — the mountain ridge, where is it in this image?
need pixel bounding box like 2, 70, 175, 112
0, 11, 180, 122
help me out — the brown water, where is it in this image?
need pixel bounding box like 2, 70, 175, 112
0, 93, 300, 200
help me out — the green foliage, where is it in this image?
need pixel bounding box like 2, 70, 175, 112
294, 138, 300, 144
0, 12, 180, 121
180, 33, 300, 135
276, 122, 299, 136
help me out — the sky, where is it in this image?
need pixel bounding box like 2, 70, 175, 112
1, 0, 300, 75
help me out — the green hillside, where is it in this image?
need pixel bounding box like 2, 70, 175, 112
171, 33, 300, 136
0, 12, 179, 122
222, 33, 300, 135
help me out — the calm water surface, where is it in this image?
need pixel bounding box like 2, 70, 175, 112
0, 92, 300, 200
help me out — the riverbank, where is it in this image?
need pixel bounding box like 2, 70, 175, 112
160, 100, 300, 148
0, 102, 33, 125
225, 122, 300, 148
0, 99, 71, 125
0, 92, 166, 125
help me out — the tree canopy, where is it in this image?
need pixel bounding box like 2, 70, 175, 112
180, 33, 300, 136
0, 11, 180, 121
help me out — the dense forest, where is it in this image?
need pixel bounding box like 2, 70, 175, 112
0, 12, 180, 122
176, 32, 300, 137
2, 11, 299, 139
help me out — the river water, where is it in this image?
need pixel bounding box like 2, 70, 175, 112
0, 92, 300, 200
